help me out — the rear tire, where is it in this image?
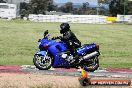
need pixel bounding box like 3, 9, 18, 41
83, 56, 99, 72
33, 54, 52, 70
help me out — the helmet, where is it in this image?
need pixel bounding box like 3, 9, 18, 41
60, 23, 70, 34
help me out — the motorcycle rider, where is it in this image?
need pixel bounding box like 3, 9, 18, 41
52, 23, 81, 63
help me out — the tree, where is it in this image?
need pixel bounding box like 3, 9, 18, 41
47, 0, 57, 11
58, 5, 66, 13
65, 2, 73, 13
29, 0, 47, 14
0, 0, 6, 3
109, 0, 128, 16
20, 2, 29, 18
98, 6, 108, 15
127, 1, 132, 14
28, 0, 55, 14
82, 2, 89, 14
82, 2, 89, 10
98, 0, 110, 15
72, 8, 81, 15
59, 2, 73, 13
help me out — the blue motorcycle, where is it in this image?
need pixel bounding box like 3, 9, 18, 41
33, 30, 100, 72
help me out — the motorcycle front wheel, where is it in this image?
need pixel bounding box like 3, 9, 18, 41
33, 54, 52, 70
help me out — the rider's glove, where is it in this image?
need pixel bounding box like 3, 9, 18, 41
52, 37, 56, 40
52, 36, 62, 40
38, 39, 41, 42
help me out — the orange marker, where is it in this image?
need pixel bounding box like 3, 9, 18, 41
81, 68, 88, 78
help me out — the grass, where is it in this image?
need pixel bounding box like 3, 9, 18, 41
0, 19, 132, 68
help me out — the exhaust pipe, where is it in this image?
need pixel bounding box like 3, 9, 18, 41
82, 51, 99, 72
83, 51, 98, 60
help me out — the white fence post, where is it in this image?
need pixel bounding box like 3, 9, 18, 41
28, 14, 132, 24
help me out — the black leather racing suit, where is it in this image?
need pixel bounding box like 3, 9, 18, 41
60, 30, 81, 56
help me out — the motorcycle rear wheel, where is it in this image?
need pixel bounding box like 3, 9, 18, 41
83, 56, 99, 72
33, 55, 52, 70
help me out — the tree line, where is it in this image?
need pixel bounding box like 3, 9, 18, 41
20, 0, 97, 17
1, 0, 132, 17
99, 0, 132, 16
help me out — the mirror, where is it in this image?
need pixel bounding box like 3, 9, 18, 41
38, 39, 41, 42
44, 30, 49, 39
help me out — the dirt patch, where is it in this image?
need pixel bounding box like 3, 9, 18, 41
0, 73, 131, 88
0, 73, 80, 88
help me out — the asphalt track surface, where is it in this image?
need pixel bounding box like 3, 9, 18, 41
0, 65, 132, 78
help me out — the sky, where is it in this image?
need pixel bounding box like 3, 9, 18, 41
54, 0, 98, 6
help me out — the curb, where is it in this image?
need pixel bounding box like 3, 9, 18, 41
0, 65, 23, 74
0, 65, 132, 74
21, 65, 132, 73
106, 68, 132, 73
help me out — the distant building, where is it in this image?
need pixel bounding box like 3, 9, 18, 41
0, 3, 17, 18
3, 0, 30, 16
6, 0, 30, 3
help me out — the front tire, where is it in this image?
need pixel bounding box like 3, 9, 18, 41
33, 54, 52, 70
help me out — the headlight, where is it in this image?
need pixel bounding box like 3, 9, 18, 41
43, 44, 49, 49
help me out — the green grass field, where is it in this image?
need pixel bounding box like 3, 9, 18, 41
0, 19, 132, 68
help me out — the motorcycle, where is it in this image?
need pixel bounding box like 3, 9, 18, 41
33, 30, 100, 72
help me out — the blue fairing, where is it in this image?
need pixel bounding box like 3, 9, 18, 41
40, 38, 56, 47
35, 51, 47, 56
38, 38, 69, 67
37, 37, 97, 67
77, 43, 97, 55
47, 41, 69, 67
48, 41, 67, 55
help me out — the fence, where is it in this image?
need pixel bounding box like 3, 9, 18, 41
28, 14, 108, 24
116, 15, 132, 22
28, 14, 132, 24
